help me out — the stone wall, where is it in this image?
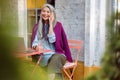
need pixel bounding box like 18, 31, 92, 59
55, 0, 85, 61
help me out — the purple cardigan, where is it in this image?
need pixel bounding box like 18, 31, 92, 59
54, 22, 73, 62
31, 22, 73, 62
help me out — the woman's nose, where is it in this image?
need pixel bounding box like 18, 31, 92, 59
44, 12, 48, 15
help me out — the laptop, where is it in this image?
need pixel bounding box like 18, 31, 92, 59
12, 37, 51, 58
12, 37, 35, 55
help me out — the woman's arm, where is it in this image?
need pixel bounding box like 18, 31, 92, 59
47, 12, 56, 43
48, 12, 54, 35
32, 31, 40, 51
47, 32, 56, 43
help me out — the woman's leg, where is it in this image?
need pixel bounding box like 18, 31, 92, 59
47, 53, 66, 80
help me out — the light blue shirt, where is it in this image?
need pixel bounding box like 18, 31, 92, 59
32, 28, 56, 67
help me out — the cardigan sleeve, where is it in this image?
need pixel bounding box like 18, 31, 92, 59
32, 31, 39, 47
61, 24, 73, 62
54, 22, 73, 62
31, 24, 38, 47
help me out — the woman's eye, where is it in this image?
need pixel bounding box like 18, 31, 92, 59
47, 11, 50, 14
42, 10, 45, 13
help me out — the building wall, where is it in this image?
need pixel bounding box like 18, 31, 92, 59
85, 0, 107, 66
18, 0, 27, 48
55, 0, 85, 61
0, 0, 18, 35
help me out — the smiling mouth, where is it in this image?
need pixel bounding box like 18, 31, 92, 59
43, 16, 48, 18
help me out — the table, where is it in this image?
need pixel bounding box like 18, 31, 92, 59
14, 48, 52, 76
14, 48, 51, 58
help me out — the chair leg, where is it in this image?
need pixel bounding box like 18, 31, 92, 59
70, 67, 76, 78
63, 69, 73, 80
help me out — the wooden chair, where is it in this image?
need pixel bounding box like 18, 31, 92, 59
62, 40, 83, 80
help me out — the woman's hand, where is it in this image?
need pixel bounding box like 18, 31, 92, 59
49, 13, 54, 25
48, 13, 54, 34
32, 46, 39, 51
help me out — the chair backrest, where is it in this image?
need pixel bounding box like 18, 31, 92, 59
68, 40, 82, 63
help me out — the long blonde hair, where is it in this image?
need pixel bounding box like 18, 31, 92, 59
38, 4, 57, 38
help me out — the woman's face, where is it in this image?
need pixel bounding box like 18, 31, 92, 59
41, 7, 51, 21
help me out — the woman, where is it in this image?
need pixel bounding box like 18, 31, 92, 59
32, 4, 72, 80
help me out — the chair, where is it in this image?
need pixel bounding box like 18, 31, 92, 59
62, 40, 83, 80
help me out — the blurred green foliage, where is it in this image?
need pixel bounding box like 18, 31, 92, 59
0, 0, 47, 80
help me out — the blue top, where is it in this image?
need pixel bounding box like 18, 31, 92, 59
32, 24, 56, 67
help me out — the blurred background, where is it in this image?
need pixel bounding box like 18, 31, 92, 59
0, 0, 120, 80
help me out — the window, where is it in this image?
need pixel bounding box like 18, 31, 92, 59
27, 0, 55, 47
27, 0, 46, 47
